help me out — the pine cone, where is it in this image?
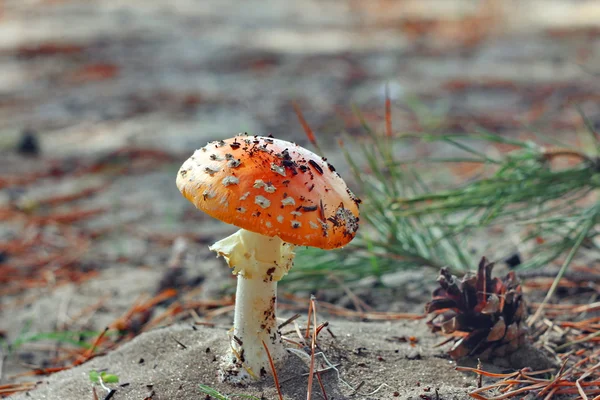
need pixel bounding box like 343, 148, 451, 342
425, 257, 529, 360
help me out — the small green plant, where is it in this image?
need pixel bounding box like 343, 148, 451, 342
198, 384, 261, 400
89, 370, 119, 384
90, 370, 119, 398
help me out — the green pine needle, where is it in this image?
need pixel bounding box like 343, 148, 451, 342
287, 108, 600, 290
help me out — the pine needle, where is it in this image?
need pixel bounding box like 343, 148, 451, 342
529, 209, 598, 325
293, 102, 323, 155
306, 295, 318, 400
289, 106, 600, 290
261, 340, 283, 400
385, 84, 392, 138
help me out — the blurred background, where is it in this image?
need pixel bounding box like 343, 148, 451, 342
1, 0, 599, 391
1, 0, 599, 156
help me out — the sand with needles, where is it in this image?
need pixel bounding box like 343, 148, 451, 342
10, 319, 477, 400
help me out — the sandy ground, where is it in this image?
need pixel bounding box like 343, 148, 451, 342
10, 320, 479, 400
1, 0, 599, 399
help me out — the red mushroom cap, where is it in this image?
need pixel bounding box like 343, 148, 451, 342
176, 134, 360, 249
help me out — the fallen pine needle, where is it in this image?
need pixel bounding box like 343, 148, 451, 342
306, 295, 318, 400
0, 382, 37, 395
261, 340, 283, 400
293, 102, 323, 155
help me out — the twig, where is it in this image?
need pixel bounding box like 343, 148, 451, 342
328, 274, 372, 312
361, 383, 391, 396
351, 381, 364, 395
293, 102, 323, 155
487, 383, 547, 399
75, 327, 109, 365
261, 340, 283, 400
455, 366, 520, 379
300, 364, 342, 376
520, 269, 600, 283
315, 322, 329, 337
282, 293, 423, 321
306, 295, 318, 400
30, 208, 106, 225
0, 348, 4, 382
288, 348, 355, 392
542, 148, 594, 164
385, 83, 392, 138
278, 314, 301, 330
0, 382, 37, 395
576, 360, 600, 400
555, 330, 600, 351
529, 214, 597, 325
315, 370, 328, 400
35, 183, 110, 207
304, 298, 313, 339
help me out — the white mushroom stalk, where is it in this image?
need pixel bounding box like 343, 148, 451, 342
210, 229, 294, 382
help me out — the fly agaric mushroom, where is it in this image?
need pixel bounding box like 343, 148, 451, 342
176, 134, 360, 383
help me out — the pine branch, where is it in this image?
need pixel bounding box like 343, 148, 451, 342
288, 105, 599, 291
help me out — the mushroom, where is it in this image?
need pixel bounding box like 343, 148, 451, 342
176, 134, 360, 383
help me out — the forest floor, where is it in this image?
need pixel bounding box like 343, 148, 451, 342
1, 1, 599, 399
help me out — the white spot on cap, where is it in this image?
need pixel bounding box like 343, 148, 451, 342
254, 179, 276, 193
237, 207, 246, 213
277, 215, 284, 223
266, 221, 272, 228
204, 166, 220, 176
228, 159, 241, 168
255, 195, 271, 209
203, 190, 216, 200
309, 221, 319, 230
270, 163, 286, 177
291, 211, 302, 216
281, 197, 295, 206
291, 220, 301, 228
222, 176, 239, 186
240, 191, 251, 200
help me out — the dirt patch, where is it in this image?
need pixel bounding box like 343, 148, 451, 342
10, 320, 477, 400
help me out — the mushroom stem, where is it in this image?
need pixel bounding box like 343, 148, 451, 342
229, 276, 283, 379
209, 229, 295, 383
